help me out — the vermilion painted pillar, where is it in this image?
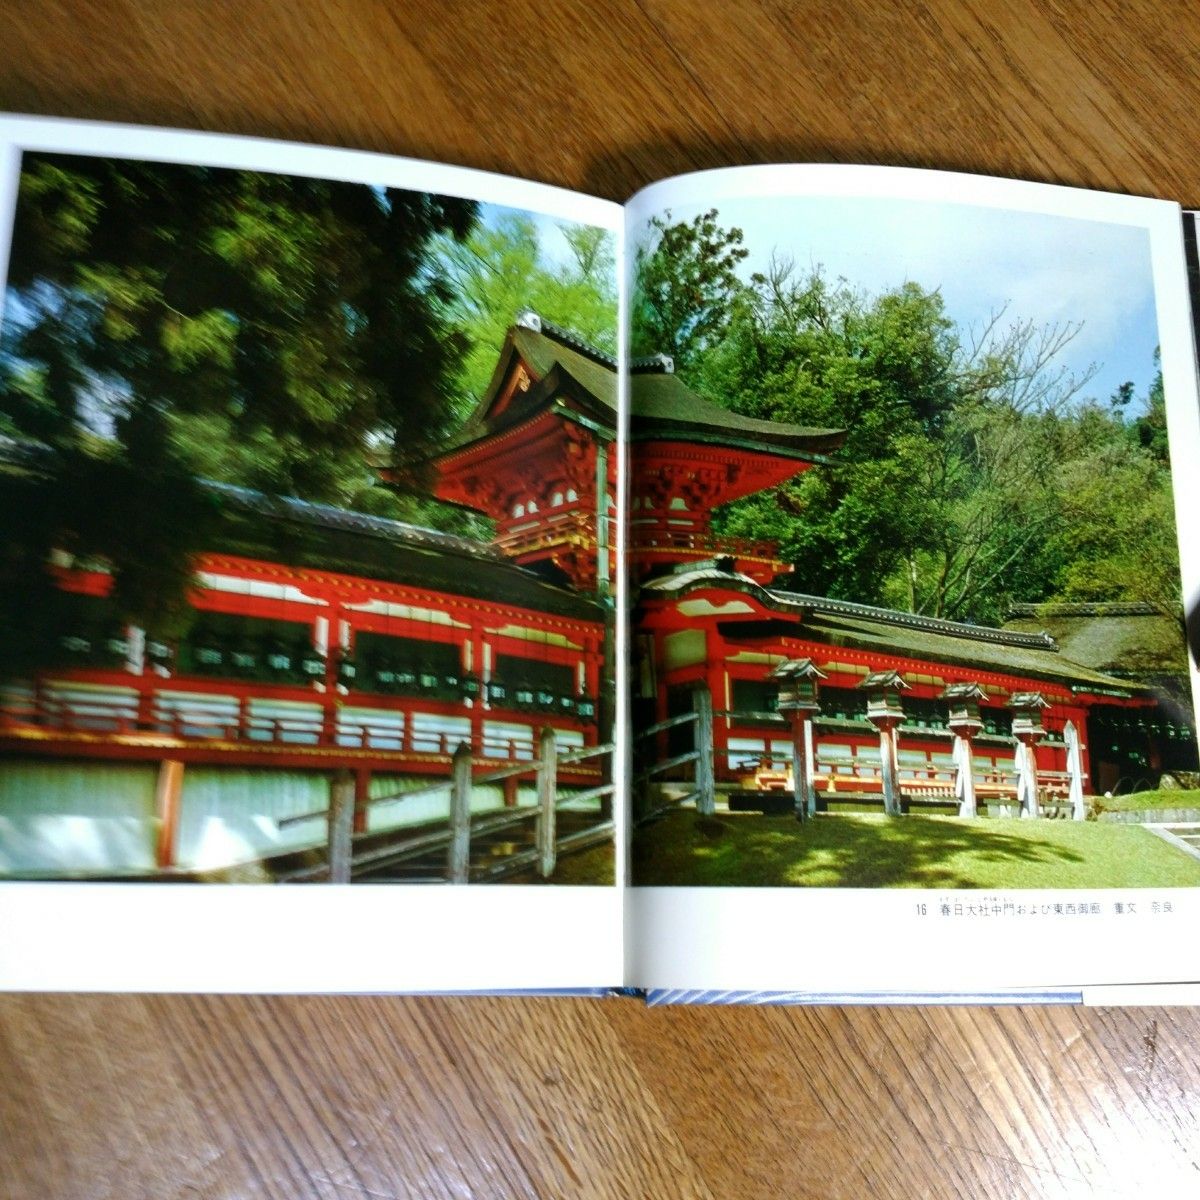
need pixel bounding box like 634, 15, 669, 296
155, 759, 185, 869
467, 623, 485, 752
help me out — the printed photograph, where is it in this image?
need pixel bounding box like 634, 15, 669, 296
627, 195, 1200, 889
0, 150, 618, 884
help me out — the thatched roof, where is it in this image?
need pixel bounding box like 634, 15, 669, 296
1003, 602, 1189, 679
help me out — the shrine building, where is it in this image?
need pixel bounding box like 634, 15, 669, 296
0, 418, 608, 876
1, 313, 1195, 876
409, 312, 1194, 805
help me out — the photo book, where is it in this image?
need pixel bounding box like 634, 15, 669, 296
1, 114, 1198, 1004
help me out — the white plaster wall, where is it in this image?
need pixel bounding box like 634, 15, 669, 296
0, 760, 158, 874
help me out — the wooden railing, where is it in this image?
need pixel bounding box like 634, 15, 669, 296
631, 693, 1079, 819
632, 684, 714, 821
627, 529, 782, 560
286, 730, 615, 883
736, 746, 1073, 803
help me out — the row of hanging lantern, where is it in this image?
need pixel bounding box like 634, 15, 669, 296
1091, 710, 1194, 743
152, 625, 601, 720
487, 674, 597, 720
55, 593, 602, 721
769, 664, 1055, 741
346, 605, 601, 721
58, 620, 133, 670
363, 656, 596, 718
185, 624, 334, 684
366, 652, 478, 700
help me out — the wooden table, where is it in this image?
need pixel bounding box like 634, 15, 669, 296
2, 4, 1199, 1196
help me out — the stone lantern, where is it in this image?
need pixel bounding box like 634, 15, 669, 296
940, 682, 986, 817
858, 670, 909, 816
1009, 691, 1050, 818
767, 658, 827, 821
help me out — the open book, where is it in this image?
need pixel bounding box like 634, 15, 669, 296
1, 115, 1198, 1002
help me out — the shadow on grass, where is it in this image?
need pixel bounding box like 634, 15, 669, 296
632, 811, 1089, 889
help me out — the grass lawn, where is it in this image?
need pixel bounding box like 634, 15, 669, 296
632, 810, 1200, 889
1092, 788, 1200, 812
508, 840, 615, 885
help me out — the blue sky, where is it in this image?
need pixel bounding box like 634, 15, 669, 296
653, 195, 1161, 407
478, 201, 580, 271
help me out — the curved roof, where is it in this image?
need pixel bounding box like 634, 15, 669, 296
642, 564, 1147, 696
0, 436, 600, 621
439, 318, 844, 461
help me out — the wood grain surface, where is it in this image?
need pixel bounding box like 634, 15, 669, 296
2, 3, 1200, 1197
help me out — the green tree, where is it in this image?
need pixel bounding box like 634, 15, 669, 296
680, 245, 1107, 623
633, 209, 1179, 630
630, 208, 749, 371
434, 213, 617, 402
1131, 352, 1169, 463
0, 152, 478, 654
696, 261, 968, 607
1044, 379, 1182, 620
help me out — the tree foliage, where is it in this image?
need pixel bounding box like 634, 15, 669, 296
433, 213, 617, 402
633, 214, 1182, 627
1, 152, 479, 649
630, 208, 749, 371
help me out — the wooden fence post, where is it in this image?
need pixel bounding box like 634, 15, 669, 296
536, 726, 558, 878
693, 684, 715, 816
448, 741, 473, 883
327, 769, 355, 884
1065, 719, 1086, 821
954, 733, 978, 819
790, 714, 816, 823
1015, 739, 1040, 819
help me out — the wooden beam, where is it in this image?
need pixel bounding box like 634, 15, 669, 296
692, 684, 715, 816
790, 714, 816, 822
353, 768, 371, 834
503, 774, 520, 808
536, 726, 557, 878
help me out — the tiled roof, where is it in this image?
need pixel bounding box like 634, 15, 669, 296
205, 480, 507, 561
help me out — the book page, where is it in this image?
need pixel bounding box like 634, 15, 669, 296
0, 115, 624, 992
623, 165, 1200, 996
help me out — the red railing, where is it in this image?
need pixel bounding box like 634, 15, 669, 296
627, 529, 782, 560
1, 676, 594, 766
